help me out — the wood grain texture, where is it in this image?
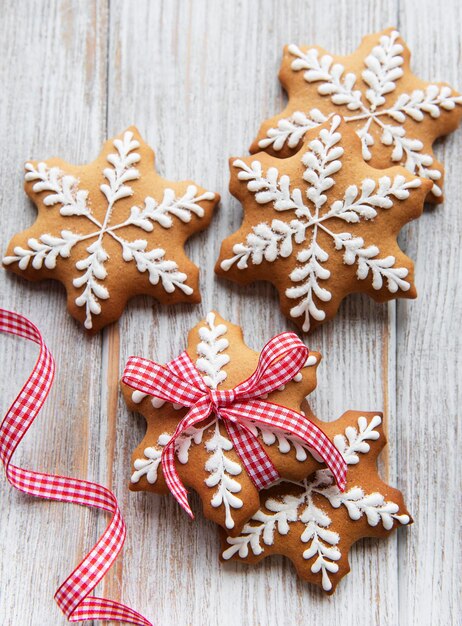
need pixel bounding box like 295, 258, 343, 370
0, 1, 459, 625
396, 1, 462, 624
0, 1, 108, 625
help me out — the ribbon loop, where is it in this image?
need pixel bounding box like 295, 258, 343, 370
123, 355, 204, 407
167, 351, 208, 393
233, 332, 309, 400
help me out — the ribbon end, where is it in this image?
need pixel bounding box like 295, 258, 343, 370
337, 468, 347, 492
177, 498, 194, 520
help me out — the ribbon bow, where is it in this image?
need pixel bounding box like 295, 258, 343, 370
123, 331, 347, 517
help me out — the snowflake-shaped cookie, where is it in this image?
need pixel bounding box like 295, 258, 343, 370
251, 28, 462, 203
217, 116, 430, 332
121, 311, 329, 534
3, 128, 219, 331
221, 411, 411, 592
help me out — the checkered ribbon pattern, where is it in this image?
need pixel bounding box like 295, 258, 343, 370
0, 308, 152, 626
122, 331, 347, 517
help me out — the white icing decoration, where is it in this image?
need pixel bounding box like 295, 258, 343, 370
291, 353, 318, 383
194, 313, 243, 528
222, 414, 410, 590
131, 446, 163, 484
3, 131, 215, 329
204, 421, 244, 528
131, 313, 243, 529
246, 422, 309, 462
131, 389, 182, 411
259, 109, 329, 151
128, 185, 209, 230
170, 424, 211, 464
332, 414, 381, 464
260, 30, 462, 196
196, 312, 231, 388
222, 116, 421, 331
130, 422, 212, 485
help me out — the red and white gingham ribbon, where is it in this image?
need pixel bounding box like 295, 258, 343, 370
0, 308, 151, 626
122, 331, 347, 518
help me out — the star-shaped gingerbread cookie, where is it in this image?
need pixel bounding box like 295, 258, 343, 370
217, 116, 431, 333
251, 28, 462, 203
121, 311, 338, 534
221, 411, 411, 593
3, 128, 219, 331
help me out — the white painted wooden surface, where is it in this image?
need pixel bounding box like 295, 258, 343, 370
0, 1, 460, 624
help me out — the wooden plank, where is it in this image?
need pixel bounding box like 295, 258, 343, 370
0, 1, 108, 624
103, 1, 401, 625
397, 1, 462, 624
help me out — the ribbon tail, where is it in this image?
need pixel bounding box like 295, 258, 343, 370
226, 401, 347, 491
223, 415, 280, 490
297, 422, 347, 491
161, 397, 213, 518
162, 443, 194, 518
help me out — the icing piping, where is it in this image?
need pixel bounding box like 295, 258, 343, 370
204, 421, 244, 528
194, 312, 244, 527
259, 30, 462, 196
3, 131, 215, 329
130, 423, 213, 485
246, 421, 309, 461
131, 312, 244, 529
131, 446, 162, 484
222, 414, 410, 591
131, 389, 182, 411
222, 116, 421, 331
196, 312, 231, 388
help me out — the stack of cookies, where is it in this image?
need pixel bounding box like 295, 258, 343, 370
215, 27, 462, 332
122, 311, 411, 592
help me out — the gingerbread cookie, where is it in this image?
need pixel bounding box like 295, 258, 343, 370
3, 128, 219, 331
221, 411, 411, 592
121, 312, 346, 533
217, 116, 431, 332
251, 28, 462, 203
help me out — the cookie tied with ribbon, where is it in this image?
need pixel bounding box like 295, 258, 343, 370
121, 312, 346, 533
221, 411, 411, 593
251, 28, 462, 203
3, 128, 219, 331
217, 116, 431, 333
